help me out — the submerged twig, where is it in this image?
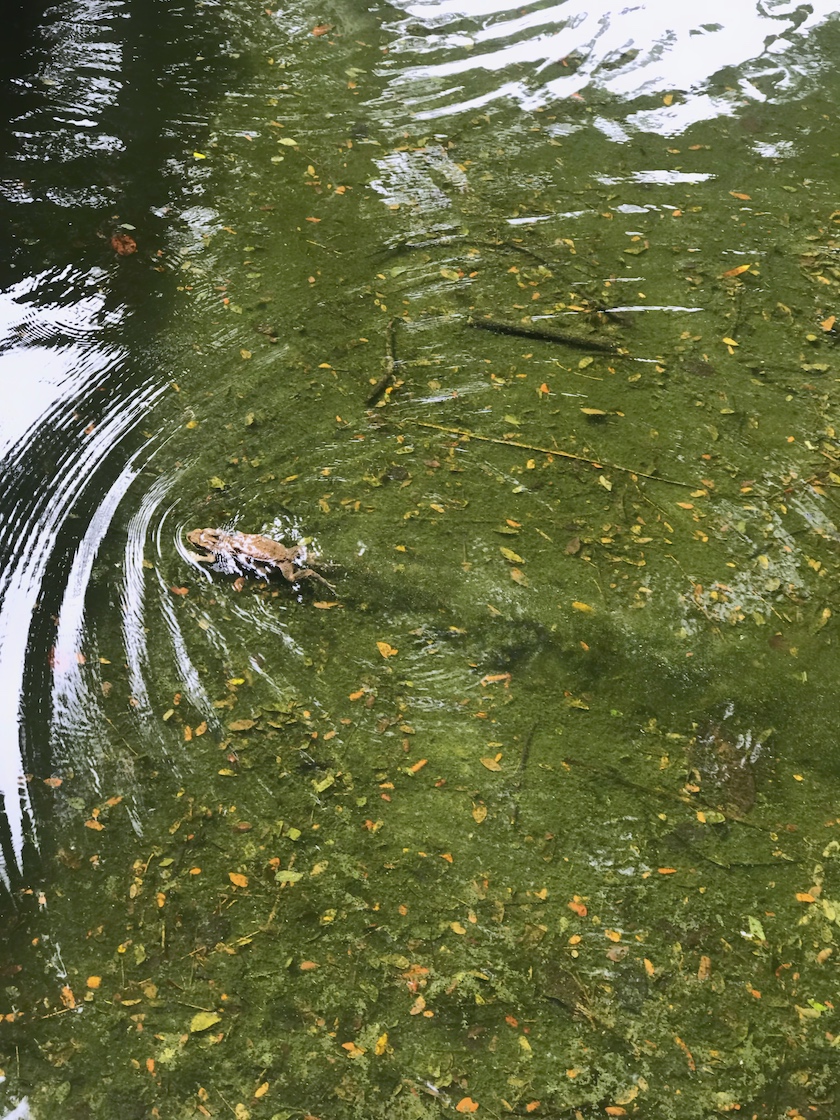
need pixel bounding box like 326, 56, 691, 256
469, 316, 621, 354
411, 421, 694, 488
510, 722, 538, 826
366, 317, 398, 405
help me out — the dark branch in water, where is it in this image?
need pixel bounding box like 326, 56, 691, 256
468, 316, 621, 354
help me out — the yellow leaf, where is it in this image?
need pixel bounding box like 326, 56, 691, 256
480, 757, 502, 772
605, 929, 621, 943
472, 803, 488, 824
254, 1083, 269, 1099
499, 547, 524, 563
190, 1011, 222, 1033
719, 263, 752, 278
193, 151, 207, 159
85, 819, 104, 831
450, 921, 467, 935
571, 601, 593, 612
375, 1032, 388, 1055
377, 641, 398, 658
722, 336, 738, 346
228, 872, 249, 889
440, 268, 461, 281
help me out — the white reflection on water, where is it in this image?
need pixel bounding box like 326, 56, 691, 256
385, 0, 838, 125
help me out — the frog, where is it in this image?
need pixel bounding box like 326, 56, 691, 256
186, 528, 335, 592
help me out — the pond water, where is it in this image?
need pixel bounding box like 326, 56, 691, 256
3, 1, 840, 1116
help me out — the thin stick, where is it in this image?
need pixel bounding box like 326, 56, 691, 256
412, 421, 694, 487
366, 317, 397, 405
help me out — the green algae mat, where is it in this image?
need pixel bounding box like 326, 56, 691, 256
4, 4, 840, 1119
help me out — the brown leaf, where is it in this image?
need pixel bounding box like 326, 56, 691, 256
228, 719, 256, 732
111, 232, 137, 255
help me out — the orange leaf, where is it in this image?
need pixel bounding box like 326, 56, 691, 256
729, 191, 751, 200
299, 960, 319, 971
821, 315, 836, 332
43, 777, 62, 788
376, 641, 398, 658
84, 819, 104, 831
348, 689, 365, 701
341, 1041, 366, 1058
455, 1099, 479, 1114
409, 758, 428, 773
86, 976, 101, 989
567, 899, 588, 917
605, 929, 621, 942
228, 872, 249, 889
311, 22, 332, 35
525, 1101, 540, 1113
796, 892, 816, 903
644, 958, 655, 976
605, 1109, 627, 1117
657, 867, 678, 875
170, 585, 189, 596
60, 985, 76, 1010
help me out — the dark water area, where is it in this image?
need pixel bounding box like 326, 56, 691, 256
3, 1, 840, 1117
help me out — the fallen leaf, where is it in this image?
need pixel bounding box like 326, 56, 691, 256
228, 719, 256, 732
821, 315, 836, 331
698, 955, 711, 981
375, 1032, 388, 1055
571, 601, 593, 612
729, 191, 751, 200
190, 1011, 222, 1033
311, 23, 332, 36
472, 804, 487, 824
455, 1099, 479, 1114
111, 232, 137, 255
228, 872, 248, 889
341, 1041, 365, 1058
86, 976, 101, 989
299, 960, 319, 971
567, 898, 587, 917
499, 547, 524, 564
43, 777, 62, 789
720, 263, 752, 279
254, 1083, 269, 1099
796, 892, 817, 903
479, 757, 502, 772
377, 641, 398, 658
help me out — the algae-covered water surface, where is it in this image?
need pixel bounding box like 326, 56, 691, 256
3, 2, 840, 1116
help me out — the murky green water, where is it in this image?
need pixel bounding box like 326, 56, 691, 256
4, 2, 840, 1117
